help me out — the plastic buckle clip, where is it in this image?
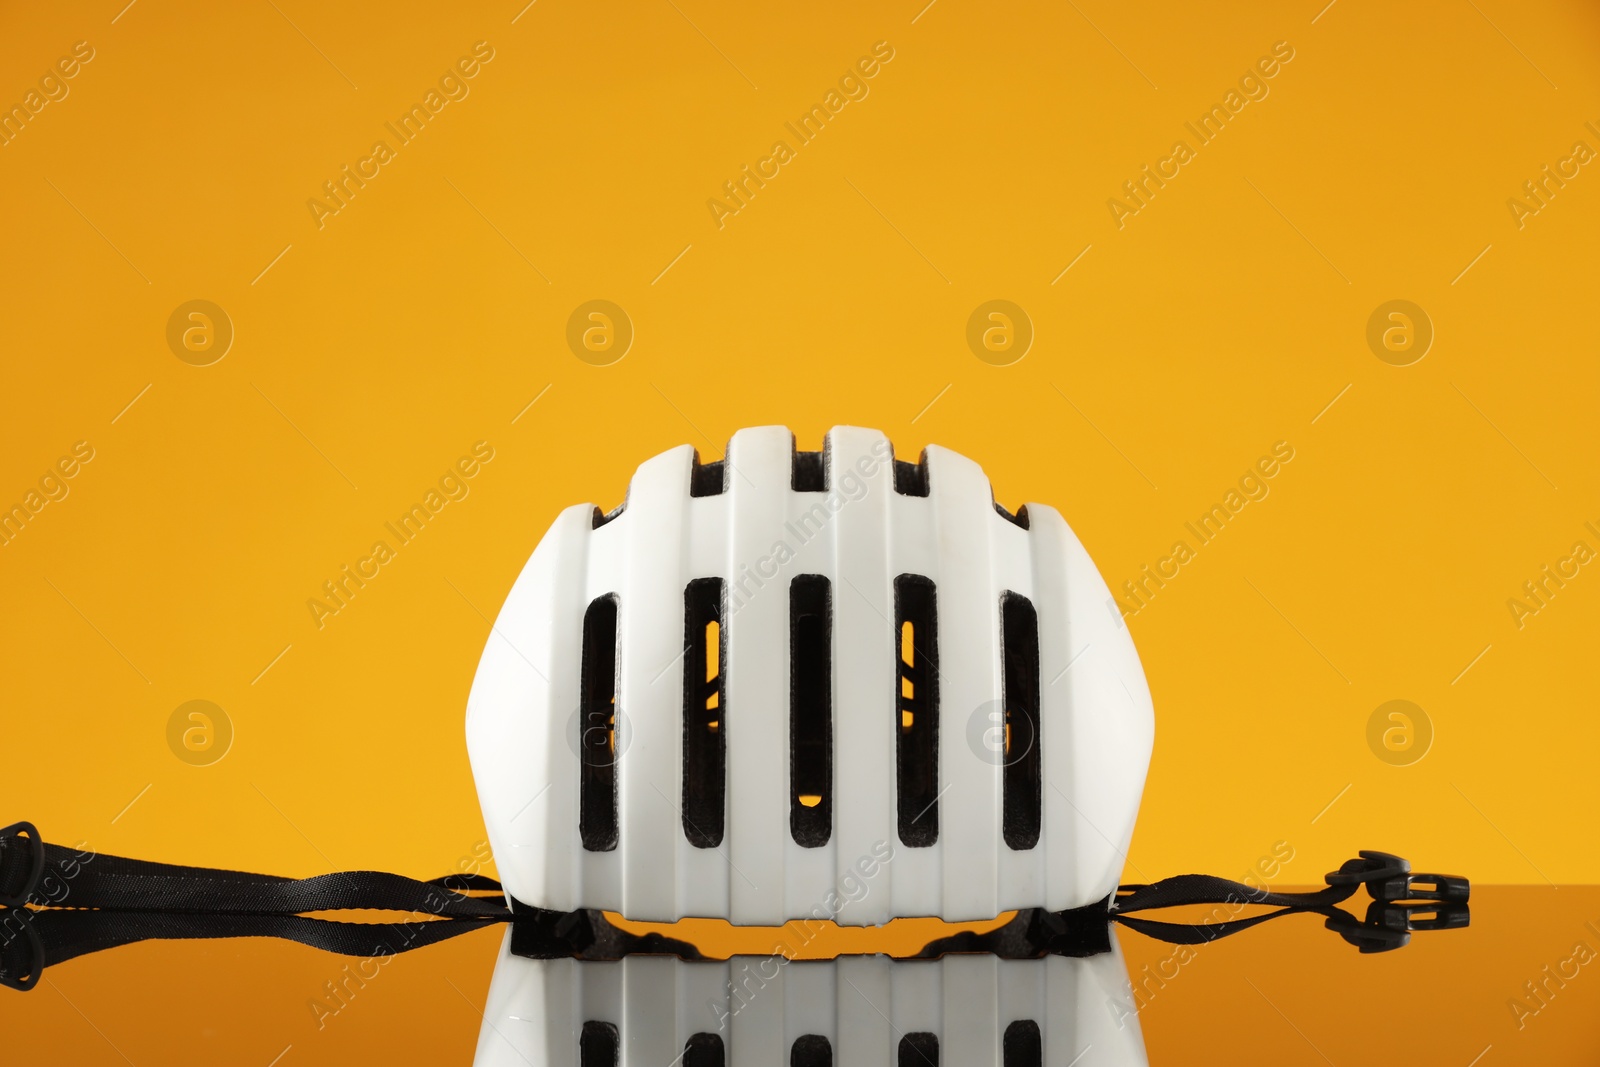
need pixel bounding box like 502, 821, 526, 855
1370, 872, 1471, 903
1324, 850, 1472, 903
0, 822, 45, 911
1325, 849, 1410, 890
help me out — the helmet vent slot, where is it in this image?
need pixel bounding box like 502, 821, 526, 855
894, 574, 940, 847
1003, 1020, 1042, 1067
791, 1035, 832, 1067
684, 1033, 725, 1066
993, 500, 1030, 529
893, 454, 930, 496
580, 1020, 619, 1066
578, 594, 620, 852
789, 574, 833, 848
899, 1032, 940, 1066
792, 449, 827, 492
1000, 592, 1042, 851
682, 578, 727, 848
690, 456, 727, 497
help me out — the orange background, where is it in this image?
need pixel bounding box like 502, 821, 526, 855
2, 0, 1598, 906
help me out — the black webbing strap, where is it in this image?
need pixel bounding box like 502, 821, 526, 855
1110, 851, 1471, 949
0, 822, 510, 920
1115, 874, 1358, 914
2, 822, 1472, 986
0, 822, 717, 991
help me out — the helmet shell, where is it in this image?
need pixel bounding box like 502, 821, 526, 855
467, 426, 1154, 924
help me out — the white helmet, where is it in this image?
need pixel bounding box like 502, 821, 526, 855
466, 426, 1154, 925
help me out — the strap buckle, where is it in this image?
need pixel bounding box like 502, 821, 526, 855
0, 822, 45, 910
1324, 849, 1471, 904
1369, 872, 1471, 903
1324, 848, 1409, 888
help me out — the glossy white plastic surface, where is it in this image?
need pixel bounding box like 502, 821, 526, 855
466, 426, 1155, 923
471, 934, 1150, 1067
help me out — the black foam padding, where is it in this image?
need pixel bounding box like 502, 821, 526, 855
793, 449, 827, 492
895, 575, 940, 847
682, 578, 726, 848
1003, 1020, 1042, 1067
581, 1021, 619, 1067
993, 500, 1030, 529
579, 594, 620, 852
893, 456, 929, 496
790, 575, 833, 847
684, 1033, 725, 1067
899, 1032, 940, 1066
1000, 592, 1041, 851
691, 457, 726, 497
791, 1034, 832, 1067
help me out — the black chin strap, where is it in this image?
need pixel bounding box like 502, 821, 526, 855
0, 822, 511, 920
0, 820, 515, 993
1112, 850, 1470, 953
2, 821, 1471, 991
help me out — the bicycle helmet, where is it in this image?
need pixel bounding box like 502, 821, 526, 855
465, 426, 1155, 924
